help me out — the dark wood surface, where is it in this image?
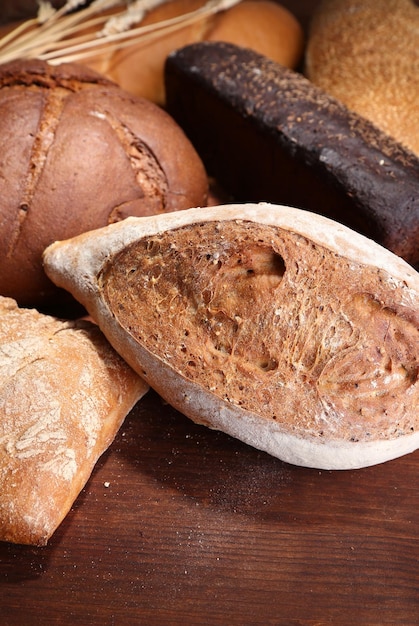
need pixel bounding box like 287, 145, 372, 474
1, 1, 418, 624
1, 390, 418, 625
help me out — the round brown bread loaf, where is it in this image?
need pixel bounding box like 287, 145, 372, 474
0, 58, 208, 307
305, 0, 419, 156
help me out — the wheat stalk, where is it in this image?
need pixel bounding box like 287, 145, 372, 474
0, 0, 242, 66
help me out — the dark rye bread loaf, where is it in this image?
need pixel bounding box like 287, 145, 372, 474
164, 42, 419, 269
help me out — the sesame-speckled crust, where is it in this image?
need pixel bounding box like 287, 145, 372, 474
0, 297, 148, 546
305, 0, 419, 157
164, 41, 419, 268
43, 203, 419, 470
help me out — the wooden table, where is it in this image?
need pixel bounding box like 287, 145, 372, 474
1, 1, 418, 624
1, 389, 418, 625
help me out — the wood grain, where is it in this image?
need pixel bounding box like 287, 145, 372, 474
1, 391, 418, 625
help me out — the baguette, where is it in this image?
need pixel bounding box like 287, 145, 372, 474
0, 296, 148, 546
43, 203, 419, 470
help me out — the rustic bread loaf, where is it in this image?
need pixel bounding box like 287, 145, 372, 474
0, 58, 207, 307
305, 0, 419, 157
0, 296, 148, 546
164, 41, 419, 269
43, 203, 419, 470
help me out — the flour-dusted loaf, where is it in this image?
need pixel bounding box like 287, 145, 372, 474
0, 297, 148, 546
43, 203, 419, 470
164, 42, 419, 269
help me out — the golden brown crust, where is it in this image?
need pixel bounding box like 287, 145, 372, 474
0, 58, 207, 307
0, 296, 148, 546
42, 203, 419, 470
80, 0, 304, 104
305, 0, 419, 156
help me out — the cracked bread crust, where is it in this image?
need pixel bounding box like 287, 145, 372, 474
0, 296, 148, 546
0, 59, 207, 306
43, 203, 419, 469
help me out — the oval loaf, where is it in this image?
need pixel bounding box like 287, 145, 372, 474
43, 203, 419, 470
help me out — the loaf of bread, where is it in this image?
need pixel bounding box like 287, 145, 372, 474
0, 58, 207, 307
0, 296, 148, 546
43, 203, 419, 470
0, 1, 304, 105
164, 41, 419, 269
305, 0, 419, 157
87, 0, 304, 105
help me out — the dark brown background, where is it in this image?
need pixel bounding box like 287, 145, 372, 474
1, 2, 418, 625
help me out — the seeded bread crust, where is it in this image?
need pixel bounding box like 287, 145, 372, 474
43, 203, 419, 470
305, 0, 419, 157
164, 41, 419, 268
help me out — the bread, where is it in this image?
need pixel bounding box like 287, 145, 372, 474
0, 296, 148, 546
305, 0, 419, 157
0, 58, 207, 308
164, 41, 419, 269
43, 203, 419, 470
0, 1, 304, 106
88, 0, 304, 105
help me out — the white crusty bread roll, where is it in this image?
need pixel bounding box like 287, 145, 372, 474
0, 297, 148, 546
43, 203, 419, 471
305, 0, 419, 156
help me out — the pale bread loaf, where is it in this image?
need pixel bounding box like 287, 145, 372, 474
305, 0, 419, 156
43, 203, 419, 470
0, 297, 148, 546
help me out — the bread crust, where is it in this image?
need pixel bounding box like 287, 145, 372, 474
0, 297, 148, 545
305, 0, 419, 156
0, 58, 207, 306
164, 41, 419, 269
0, 0, 302, 105
43, 203, 419, 470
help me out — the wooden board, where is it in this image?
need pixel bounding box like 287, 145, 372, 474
1, 390, 418, 625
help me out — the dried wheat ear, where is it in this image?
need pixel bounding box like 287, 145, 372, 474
43, 203, 419, 470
